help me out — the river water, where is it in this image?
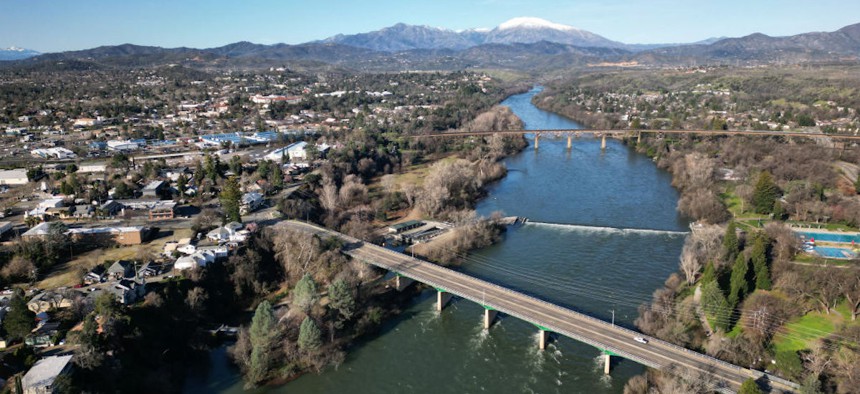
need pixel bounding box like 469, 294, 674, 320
186, 87, 689, 394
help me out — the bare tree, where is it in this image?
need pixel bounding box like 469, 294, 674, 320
679, 224, 724, 284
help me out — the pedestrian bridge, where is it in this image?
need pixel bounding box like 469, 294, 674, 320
279, 220, 798, 393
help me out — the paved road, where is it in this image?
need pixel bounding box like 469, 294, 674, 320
279, 220, 798, 393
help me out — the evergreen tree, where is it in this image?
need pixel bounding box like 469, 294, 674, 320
298, 317, 322, 352
722, 222, 740, 263
293, 274, 318, 312
701, 281, 732, 332
327, 280, 355, 322
4, 288, 35, 340
729, 254, 751, 308
700, 261, 717, 285
271, 164, 284, 189
248, 301, 277, 385
750, 234, 772, 290
220, 176, 242, 223
176, 174, 188, 198
752, 171, 780, 214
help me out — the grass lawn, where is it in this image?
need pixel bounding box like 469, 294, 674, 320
772, 302, 850, 354
35, 227, 194, 289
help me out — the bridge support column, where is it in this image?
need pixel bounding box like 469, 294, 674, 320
534, 133, 540, 150
483, 308, 498, 330
603, 353, 611, 375
637, 131, 642, 145
538, 329, 549, 350
566, 134, 572, 150
437, 290, 452, 311
601, 134, 607, 150
394, 275, 414, 291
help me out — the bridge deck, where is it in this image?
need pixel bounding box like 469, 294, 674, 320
415, 128, 860, 140
279, 221, 798, 393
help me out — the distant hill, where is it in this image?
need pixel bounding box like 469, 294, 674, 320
0, 46, 40, 61
3, 20, 860, 72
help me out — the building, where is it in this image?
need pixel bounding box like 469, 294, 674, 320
77, 164, 107, 173
67, 226, 147, 245
30, 148, 76, 159
148, 201, 176, 220
107, 140, 140, 151
107, 260, 135, 280
21, 222, 63, 239
110, 278, 146, 304
240, 192, 264, 214
0, 221, 12, 238
388, 220, 424, 234
99, 200, 123, 216
27, 292, 73, 313
141, 180, 169, 199
21, 354, 73, 394
0, 169, 28, 185
72, 205, 94, 219
206, 222, 247, 243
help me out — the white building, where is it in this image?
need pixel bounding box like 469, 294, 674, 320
0, 169, 28, 185
107, 140, 140, 151
30, 148, 76, 159
240, 192, 264, 214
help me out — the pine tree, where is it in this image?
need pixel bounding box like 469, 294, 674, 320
248, 300, 277, 385
729, 254, 751, 308
3, 288, 35, 340
176, 174, 188, 198
752, 171, 779, 214
700, 261, 717, 285
750, 234, 772, 290
327, 280, 355, 322
739, 378, 764, 394
293, 274, 318, 312
298, 317, 322, 352
722, 222, 740, 263
701, 281, 732, 332
220, 176, 242, 223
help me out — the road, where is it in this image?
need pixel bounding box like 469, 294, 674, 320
415, 128, 859, 141
278, 220, 798, 393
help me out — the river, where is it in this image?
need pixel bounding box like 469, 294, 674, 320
185, 86, 689, 394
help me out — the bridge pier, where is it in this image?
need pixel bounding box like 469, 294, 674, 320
534, 133, 540, 150
394, 275, 414, 291
601, 134, 607, 150
566, 134, 572, 150
437, 290, 452, 311
483, 308, 498, 329
603, 353, 611, 375
538, 329, 549, 350
637, 131, 642, 145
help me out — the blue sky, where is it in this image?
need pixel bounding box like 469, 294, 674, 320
2, 0, 858, 52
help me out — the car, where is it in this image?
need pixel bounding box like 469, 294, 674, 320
634, 336, 648, 344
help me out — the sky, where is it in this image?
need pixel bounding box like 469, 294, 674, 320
2, 0, 859, 53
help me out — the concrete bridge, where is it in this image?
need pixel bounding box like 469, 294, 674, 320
415, 128, 860, 151
278, 220, 798, 393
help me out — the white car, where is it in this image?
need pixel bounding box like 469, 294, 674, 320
634, 336, 648, 344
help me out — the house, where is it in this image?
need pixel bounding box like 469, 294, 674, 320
107, 260, 135, 280
141, 180, 169, 199
72, 205, 94, 219
137, 262, 161, 277
0, 221, 13, 238
240, 192, 264, 214
99, 200, 123, 216
21, 222, 64, 239
0, 169, 28, 185
21, 354, 73, 394
84, 266, 106, 284
206, 222, 246, 243
27, 292, 73, 313
26, 198, 65, 219
25, 322, 61, 347
174, 250, 217, 271
109, 278, 146, 304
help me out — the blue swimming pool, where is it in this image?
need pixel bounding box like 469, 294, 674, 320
814, 246, 857, 259
797, 231, 860, 244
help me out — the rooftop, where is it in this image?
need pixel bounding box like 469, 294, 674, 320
22, 355, 73, 390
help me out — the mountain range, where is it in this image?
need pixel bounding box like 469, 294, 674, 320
0, 46, 40, 61
3, 17, 860, 72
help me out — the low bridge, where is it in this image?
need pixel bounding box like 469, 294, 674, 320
279, 220, 798, 393
415, 128, 859, 151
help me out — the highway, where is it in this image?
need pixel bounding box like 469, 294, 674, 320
278, 220, 798, 393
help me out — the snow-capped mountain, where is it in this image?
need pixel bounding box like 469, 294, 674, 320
0, 46, 41, 61
321, 17, 625, 51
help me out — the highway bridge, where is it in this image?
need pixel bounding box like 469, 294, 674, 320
278, 220, 799, 393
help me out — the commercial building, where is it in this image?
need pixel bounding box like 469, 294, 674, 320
0, 169, 28, 185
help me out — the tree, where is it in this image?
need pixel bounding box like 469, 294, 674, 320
176, 173, 188, 198
298, 317, 322, 352
700, 261, 716, 285
752, 171, 779, 214
722, 222, 740, 264
750, 234, 772, 290
701, 281, 732, 332
110, 152, 129, 169
293, 273, 318, 312
220, 176, 242, 223
4, 288, 35, 340
247, 300, 278, 385
729, 254, 751, 308
73, 313, 104, 370
327, 280, 355, 323
739, 378, 763, 394
271, 163, 284, 189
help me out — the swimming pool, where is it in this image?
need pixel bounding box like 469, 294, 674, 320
814, 246, 857, 259
797, 231, 860, 244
